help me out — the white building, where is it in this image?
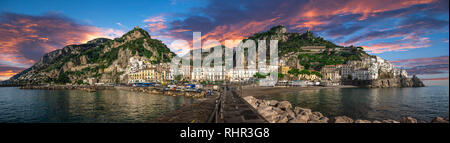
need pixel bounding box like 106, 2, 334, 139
351, 69, 370, 80
191, 66, 225, 81
228, 68, 258, 82
368, 63, 379, 80
340, 65, 354, 80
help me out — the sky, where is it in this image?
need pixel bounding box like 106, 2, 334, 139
0, 0, 448, 83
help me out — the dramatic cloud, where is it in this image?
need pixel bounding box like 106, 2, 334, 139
421, 77, 449, 81
161, 0, 447, 53
293, 0, 437, 20
391, 56, 449, 75
406, 64, 448, 75
200, 17, 280, 48
361, 37, 431, 53
0, 66, 25, 81
0, 70, 18, 81
144, 15, 168, 33
0, 12, 124, 80
391, 56, 449, 67
2, 0, 449, 80
142, 15, 180, 44
347, 16, 448, 53
372, 17, 444, 38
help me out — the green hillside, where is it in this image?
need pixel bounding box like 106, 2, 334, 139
243, 25, 369, 70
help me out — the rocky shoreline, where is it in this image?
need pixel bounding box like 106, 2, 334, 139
368, 75, 425, 88
243, 96, 449, 123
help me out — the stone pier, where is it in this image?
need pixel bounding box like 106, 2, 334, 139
216, 87, 267, 123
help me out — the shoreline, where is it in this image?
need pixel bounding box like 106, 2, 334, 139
16, 85, 215, 98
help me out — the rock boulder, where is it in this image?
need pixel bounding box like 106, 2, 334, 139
355, 119, 372, 123
382, 119, 400, 123
431, 117, 449, 123
332, 116, 354, 123
277, 101, 292, 111
400, 116, 418, 123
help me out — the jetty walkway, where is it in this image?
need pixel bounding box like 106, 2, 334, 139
210, 86, 267, 123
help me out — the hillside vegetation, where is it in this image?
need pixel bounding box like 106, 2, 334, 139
244, 25, 369, 71
8, 27, 174, 84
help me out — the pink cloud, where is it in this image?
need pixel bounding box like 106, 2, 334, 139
362, 37, 431, 53
390, 56, 449, 75
0, 13, 123, 80
421, 77, 449, 81
391, 56, 449, 67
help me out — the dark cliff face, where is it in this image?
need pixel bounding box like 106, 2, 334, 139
9, 38, 110, 82
7, 27, 174, 85
411, 75, 425, 87
37, 39, 110, 70
362, 76, 425, 88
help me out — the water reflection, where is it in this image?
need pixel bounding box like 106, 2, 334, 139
0, 87, 195, 123
260, 86, 449, 121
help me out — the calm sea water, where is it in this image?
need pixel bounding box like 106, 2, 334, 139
258, 85, 449, 121
1, 86, 448, 123
0, 87, 195, 123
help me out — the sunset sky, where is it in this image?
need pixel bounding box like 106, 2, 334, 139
0, 0, 448, 82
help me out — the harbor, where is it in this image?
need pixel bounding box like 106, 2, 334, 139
1, 83, 449, 123
18, 83, 219, 98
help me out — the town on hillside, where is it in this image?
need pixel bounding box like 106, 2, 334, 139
1, 26, 424, 89
119, 46, 414, 88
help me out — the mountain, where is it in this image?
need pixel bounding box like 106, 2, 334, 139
8, 26, 174, 85
242, 25, 371, 71
186, 25, 372, 70
6, 25, 423, 87
242, 25, 424, 87
184, 26, 367, 69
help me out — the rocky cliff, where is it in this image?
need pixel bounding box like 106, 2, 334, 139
243, 25, 368, 70
7, 27, 174, 85
368, 75, 425, 88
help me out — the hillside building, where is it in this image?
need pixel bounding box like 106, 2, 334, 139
300, 46, 326, 53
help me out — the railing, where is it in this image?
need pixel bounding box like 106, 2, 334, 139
208, 86, 225, 123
